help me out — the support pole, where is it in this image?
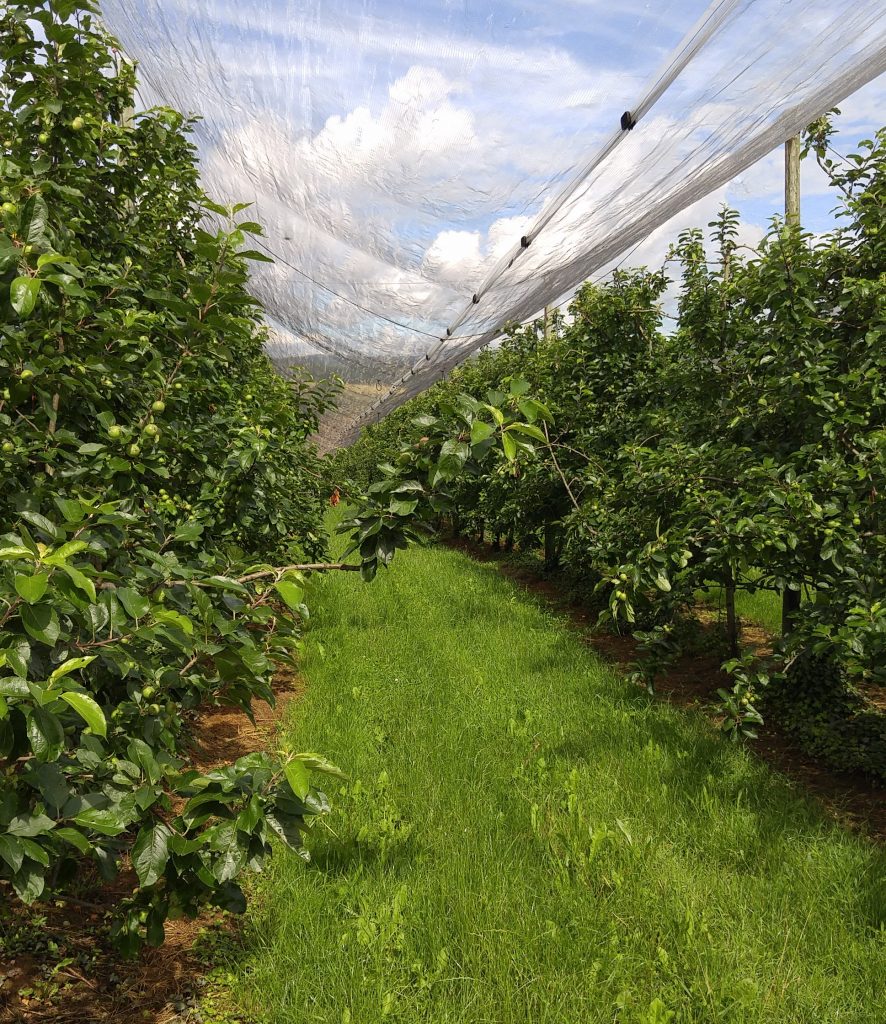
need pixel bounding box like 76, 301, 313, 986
543, 305, 552, 343
781, 134, 802, 635
784, 136, 800, 226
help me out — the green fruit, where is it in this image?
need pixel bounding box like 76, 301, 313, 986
148, 703, 161, 715
108, 425, 123, 440
19, 368, 33, 380
2, 441, 14, 454
1, 201, 17, 216
71, 116, 85, 131
16, 34, 27, 45
128, 444, 141, 457
37, 132, 49, 145
142, 685, 156, 699
615, 590, 627, 601
144, 423, 159, 438
151, 400, 166, 413
174, 382, 183, 390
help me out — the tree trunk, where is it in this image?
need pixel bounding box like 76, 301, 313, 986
781, 587, 801, 635
491, 533, 501, 552
725, 574, 739, 656
505, 531, 514, 554
544, 523, 559, 570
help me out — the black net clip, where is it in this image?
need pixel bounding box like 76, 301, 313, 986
620, 110, 636, 131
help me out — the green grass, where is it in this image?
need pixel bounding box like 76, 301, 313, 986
696, 580, 783, 635
221, 539, 885, 1024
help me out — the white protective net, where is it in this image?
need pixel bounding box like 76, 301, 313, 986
99, 0, 886, 448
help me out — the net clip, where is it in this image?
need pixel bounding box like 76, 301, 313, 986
620, 110, 637, 131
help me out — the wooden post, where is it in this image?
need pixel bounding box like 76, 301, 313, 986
543, 305, 556, 343
781, 135, 801, 634
784, 136, 800, 226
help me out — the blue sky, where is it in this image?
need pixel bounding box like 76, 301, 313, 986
99, 0, 885, 431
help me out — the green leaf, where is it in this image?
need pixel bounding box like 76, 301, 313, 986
390, 498, 419, 516
59, 692, 107, 737
470, 420, 496, 444
507, 421, 546, 443
27, 763, 68, 809
174, 521, 204, 543
11, 860, 45, 903
20, 512, 61, 540
72, 806, 128, 837
501, 431, 517, 461
117, 587, 151, 619
10, 277, 41, 317
21, 603, 60, 646
7, 812, 55, 838
283, 759, 311, 800
0, 546, 33, 561
53, 827, 91, 854
49, 655, 96, 684
274, 580, 304, 612
14, 572, 49, 604
61, 564, 96, 602
132, 822, 171, 887
291, 752, 347, 780
48, 540, 89, 561
0, 835, 24, 873
26, 707, 65, 761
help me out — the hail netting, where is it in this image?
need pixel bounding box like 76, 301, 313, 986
98, 0, 886, 449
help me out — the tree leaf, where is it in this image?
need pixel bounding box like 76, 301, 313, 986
14, 572, 49, 604
10, 277, 41, 317
72, 806, 128, 837
49, 655, 96, 684
274, 580, 304, 612
26, 707, 65, 761
0, 835, 24, 873
117, 587, 150, 619
132, 822, 171, 887
61, 564, 96, 602
283, 759, 311, 800
21, 603, 60, 646
59, 691, 107, 737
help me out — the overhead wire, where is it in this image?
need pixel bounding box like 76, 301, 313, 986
351, 0, 747, 430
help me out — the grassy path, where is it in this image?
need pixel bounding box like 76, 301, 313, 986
224, 541, 885, 1023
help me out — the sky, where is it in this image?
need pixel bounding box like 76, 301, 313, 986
98, 0, 886, 439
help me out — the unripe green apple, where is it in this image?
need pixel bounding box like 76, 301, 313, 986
1, 201, 17, 216
19, 368, 33, 380
148, 703, 161, 715
151, 400, 165, 413
71, 116, 85, 131
108, 425, 123, 440
38, 132, 49, 145
615, 590, 627, 601
144, 423, 159, 438
142, 685, 156, 699
2, 441, 14, 454
128, 444, 141, 457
